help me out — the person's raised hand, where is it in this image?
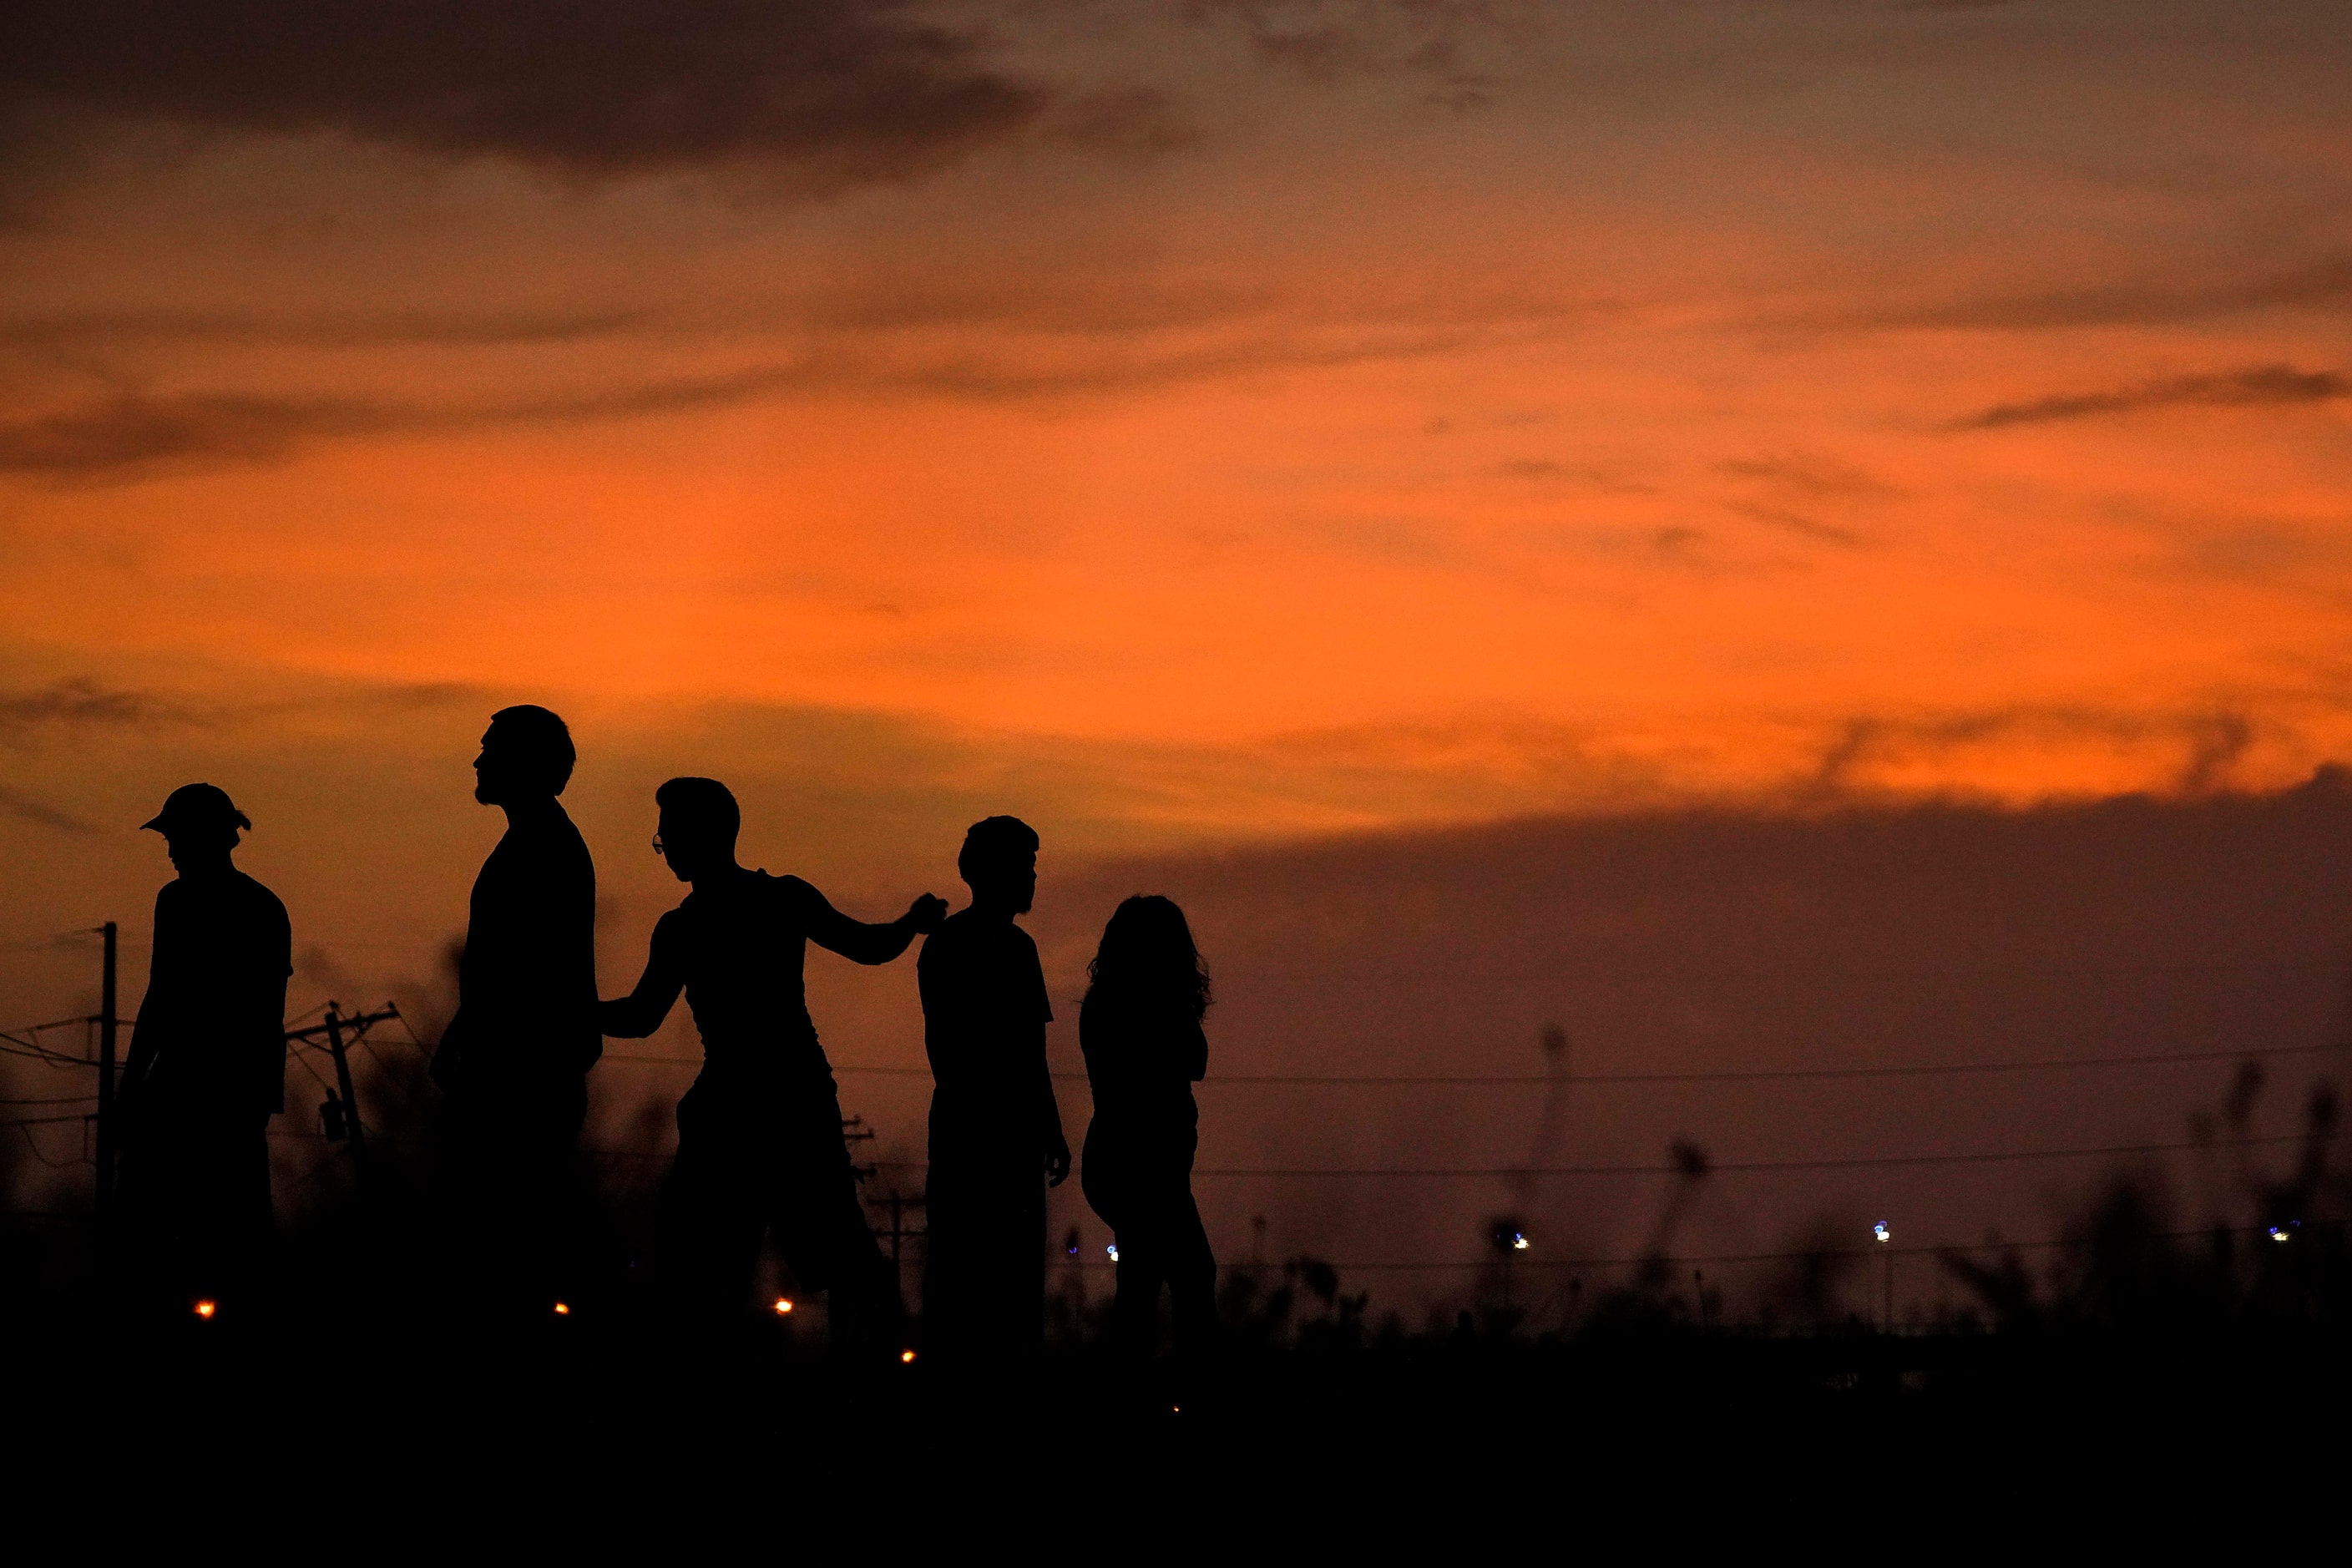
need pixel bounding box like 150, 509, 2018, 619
1044, 1135, 1072, 1187
906, 893, 949, 933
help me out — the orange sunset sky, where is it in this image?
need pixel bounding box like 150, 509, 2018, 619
4, 0, 2349, 941
6, 2, 2352, 1302
4, 0, 2348, 830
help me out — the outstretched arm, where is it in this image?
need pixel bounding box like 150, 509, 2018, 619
803, 885, 948, 965
600, 920, 685, 1039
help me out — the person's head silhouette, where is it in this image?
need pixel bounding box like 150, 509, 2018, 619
1087, 894, 1211, 1019
653, 776, 740, 883
959, 816, 1039, 918
142, 782, 250, 878
473, 705, 574, 808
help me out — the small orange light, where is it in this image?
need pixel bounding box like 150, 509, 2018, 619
553, 1302, 570, 1315
193, 1300, 217, 1319
899, 1349, 917, 1363
773, 1297, 794, 1315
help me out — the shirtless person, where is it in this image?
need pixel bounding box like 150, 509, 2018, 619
599, 777, 945, 1353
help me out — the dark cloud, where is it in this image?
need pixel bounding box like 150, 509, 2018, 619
0, 393, 392, 478
0, 369, 857, 480
0, 784, 94, 834
1861, 256, 2352, 333
1956, 365, 2351, 430
0, 306, 655, 350
0, 276, 1264, 352
1722, 501, 1865, 549
0, 677, 159, 739
0, 1, 1045, 188
1055, 774, 2352, 1304
1038, 85, 1199, 160
1186, 0, 1518, 104
1715, 453, 1891, 548
1716, 453, 1899, 499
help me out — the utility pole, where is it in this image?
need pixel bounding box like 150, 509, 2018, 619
840, 1115, 877, 1186
321, 1003, 367, 1179
867, 1186, 927, 1272
282, 1004, 398, 1184
845, 1120, 913, 1312
95, 921, 118, 1219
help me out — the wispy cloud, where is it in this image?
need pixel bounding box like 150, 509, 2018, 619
1714, 452, 1893, 547
1722, 501, 1865, 549
0, 306, 656, 350
1186, 0, 1524, 105
0, 305, 1586, 482
1715, 453, 1899, 499
1955, 365, 2351, 430
0, 676, 163, 738
1825, 256, 2352, 334
1807, 706, 2262, 798
0, 784, 94, 834
0, 393, 394, 479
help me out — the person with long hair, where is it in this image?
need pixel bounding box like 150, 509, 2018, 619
1079, 895, 1216, 1358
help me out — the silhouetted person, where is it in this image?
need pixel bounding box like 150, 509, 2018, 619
116, 784, 291, 1318
918, 816, 1069, 1364
430, 705, 599, 1318
1080, 896, 1216, 1358
600, 777, 944, 1355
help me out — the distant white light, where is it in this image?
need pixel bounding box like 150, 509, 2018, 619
1510, 1232, 1530, 1252
2269, 1226, 2294, 1243
1105, 1243, 1120, 1262
1873, 1222, 1890, 1245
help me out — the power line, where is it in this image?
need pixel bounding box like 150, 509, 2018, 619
0, 1040, 94, 1069
597, 1038, 2337, 1086
855, 1129, 2319, 1178
1065, 1222, 2309, 1274
7, 1117, 90, 1168
1515, 1048, 2342, 1085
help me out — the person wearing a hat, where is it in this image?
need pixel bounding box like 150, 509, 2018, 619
431, 704, 600, 1319
118, 783, 293, 1317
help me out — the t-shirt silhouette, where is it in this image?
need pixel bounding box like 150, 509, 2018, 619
125, 868, 292, 1118
918, 908, 1053, 1161
443, 801, 598, 1093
